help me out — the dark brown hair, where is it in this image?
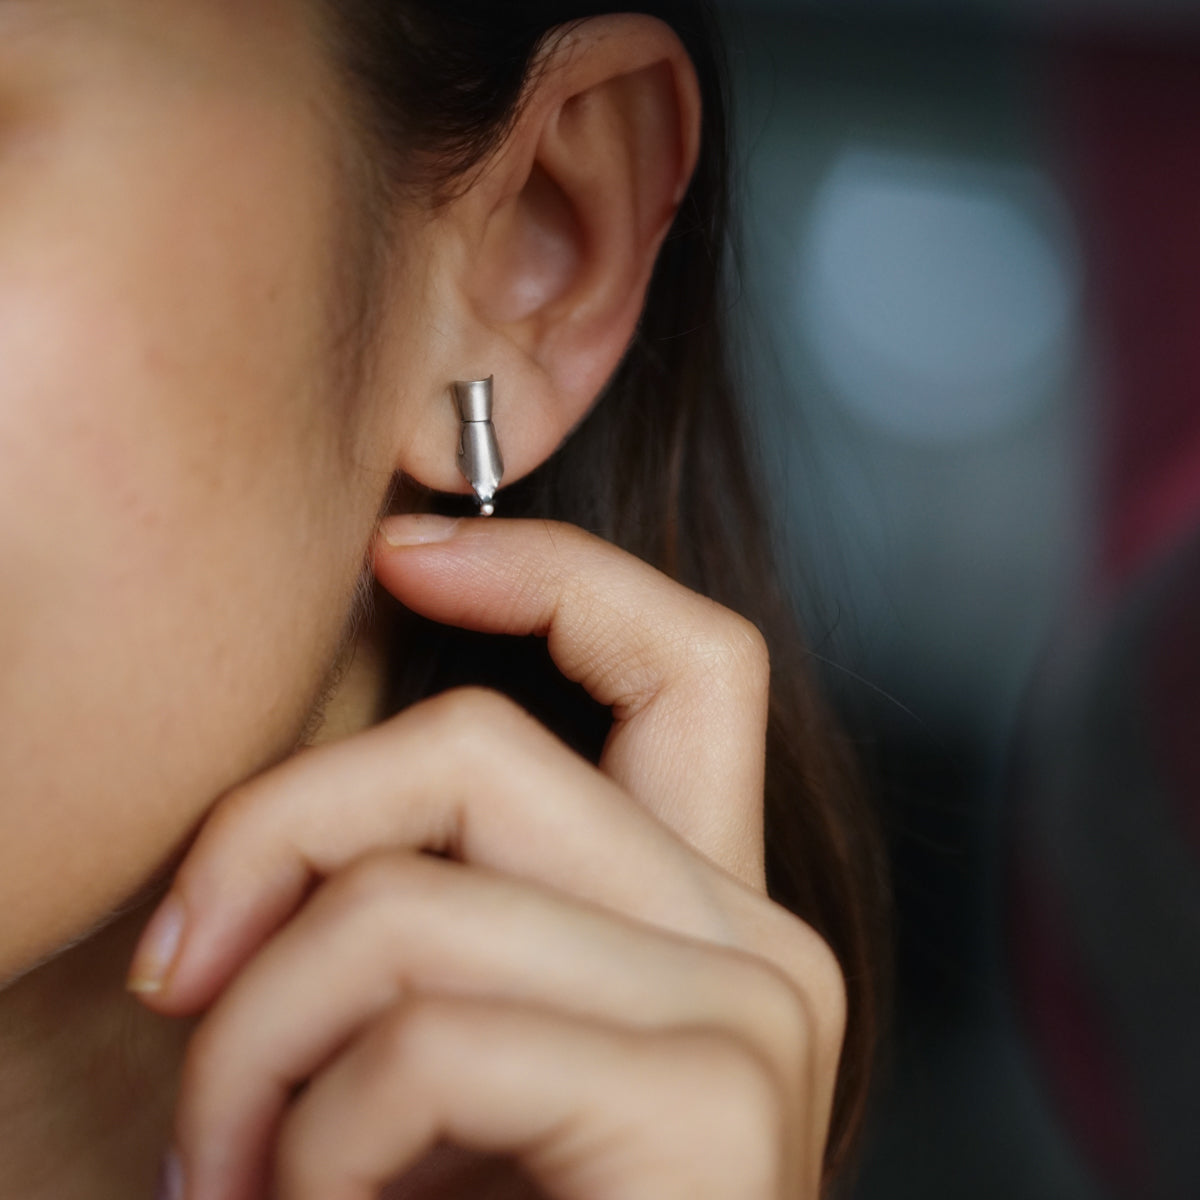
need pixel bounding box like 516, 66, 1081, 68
321, 0, 890, 1183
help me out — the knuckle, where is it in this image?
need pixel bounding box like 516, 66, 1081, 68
737, 956, 822, 1082
372, 1001, 420, 1066
732, 614, 772, 677
693, 606, 771, 687
704, 1031, 781, 1113
798, 930, 849, 1055
320, 849, 447, 922
760, 914, 850, 1061
310, 853, 446, 952
653, 1029, 788, 1187
184, 775, 260, 853
326, 851, 412, 909
436, 685, 521, 724
369, 995, 448, 1080
417, 686, 531, 764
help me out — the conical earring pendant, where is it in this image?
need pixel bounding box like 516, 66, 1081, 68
453, 377, 504, 517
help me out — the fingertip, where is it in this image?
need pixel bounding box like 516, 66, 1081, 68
377, 514, 463, 549
127, 892, 187, 999
125, 886, 240, 1016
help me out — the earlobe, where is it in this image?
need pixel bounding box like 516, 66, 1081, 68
393, 14, 702, 504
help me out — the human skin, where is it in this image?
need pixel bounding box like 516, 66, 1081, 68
0, 2, 847, 1198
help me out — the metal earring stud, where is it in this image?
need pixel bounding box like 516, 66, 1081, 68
453, 377, 504, 517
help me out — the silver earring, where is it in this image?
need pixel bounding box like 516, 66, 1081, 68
453, 377, 504, 517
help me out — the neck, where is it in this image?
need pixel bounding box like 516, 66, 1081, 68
0, 901, 192, 1200
0, 617, 389, 1199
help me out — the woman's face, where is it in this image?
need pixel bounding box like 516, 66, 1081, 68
0, 0, 412, 979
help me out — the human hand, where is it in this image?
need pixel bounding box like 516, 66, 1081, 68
129, 515, 847, 1200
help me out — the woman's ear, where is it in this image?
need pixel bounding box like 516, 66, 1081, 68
386, 13, 702, 500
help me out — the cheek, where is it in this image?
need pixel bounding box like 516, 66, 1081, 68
0, 88, 378, 979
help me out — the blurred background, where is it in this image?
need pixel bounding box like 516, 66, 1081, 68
712, 1, 1200, 1196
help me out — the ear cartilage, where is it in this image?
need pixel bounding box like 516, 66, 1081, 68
453, 377, 504, 518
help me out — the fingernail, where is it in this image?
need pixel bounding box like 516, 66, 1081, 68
156, 1149, 185, 1200
380, 514, 463, 547
127, 894, 186, 995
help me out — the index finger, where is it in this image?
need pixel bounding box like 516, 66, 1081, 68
374, 514, 768, 878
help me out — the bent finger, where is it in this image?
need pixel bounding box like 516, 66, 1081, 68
273, 995, 800, 1200
373, 516, 769, 879
131, 688, 739, 1013
174, 852, 827, 1200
